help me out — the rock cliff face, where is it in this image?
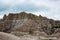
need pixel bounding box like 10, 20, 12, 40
0, 12, 60, 35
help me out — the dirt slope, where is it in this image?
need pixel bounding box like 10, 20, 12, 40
0, 32, 20, 40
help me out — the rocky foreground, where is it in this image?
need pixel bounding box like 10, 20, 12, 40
0, 32, 60, 40
0, 32, 40, 40
0, 32, 20, 40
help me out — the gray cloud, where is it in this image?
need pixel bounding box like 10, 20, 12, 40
49, 0, 60, 1
0, 0, 60, 20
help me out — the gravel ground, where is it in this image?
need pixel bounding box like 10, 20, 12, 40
0, 32, 59, 40
0, 32, 40, 40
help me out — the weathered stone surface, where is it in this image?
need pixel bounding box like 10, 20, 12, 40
0, 12, 60, 35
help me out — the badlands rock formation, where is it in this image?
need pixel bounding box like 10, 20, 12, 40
0, 12, 60, 35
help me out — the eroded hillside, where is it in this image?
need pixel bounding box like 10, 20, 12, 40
0, 12, 60, 35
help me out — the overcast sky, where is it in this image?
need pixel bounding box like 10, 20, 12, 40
0, 0, 60, 20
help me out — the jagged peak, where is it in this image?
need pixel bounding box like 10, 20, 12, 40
2, 12, 58, 21
20, 11, 27, 14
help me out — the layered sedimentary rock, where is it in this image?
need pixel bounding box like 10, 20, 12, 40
0, 12, 60, 35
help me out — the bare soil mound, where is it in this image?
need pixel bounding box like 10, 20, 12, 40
0, 32, 20, 40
